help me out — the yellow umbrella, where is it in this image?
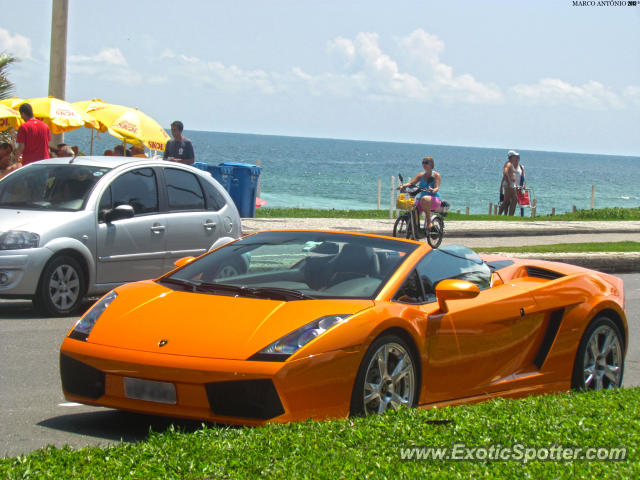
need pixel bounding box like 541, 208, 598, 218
73, 98, 116, 154
85, 104, 169, 151
16, 96, 98, 134
72, 99, 114, 133
0, 97, 23, 109
0, 104, 23, 132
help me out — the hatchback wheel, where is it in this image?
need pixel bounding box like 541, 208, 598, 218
34, 255, 86, 317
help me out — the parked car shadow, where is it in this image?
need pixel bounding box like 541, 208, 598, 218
0, 298, 97, 319
37, 409, 227, 443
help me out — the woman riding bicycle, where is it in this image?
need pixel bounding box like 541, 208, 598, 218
399, 156, 442, 229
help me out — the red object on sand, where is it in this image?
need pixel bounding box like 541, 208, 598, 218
256, 197, 267, 207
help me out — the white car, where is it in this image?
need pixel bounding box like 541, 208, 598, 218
0, 156, 242, 316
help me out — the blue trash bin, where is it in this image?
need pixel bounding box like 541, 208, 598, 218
220, 162, 261, 218
192, 162, 234, 193
192, 162, 209, 173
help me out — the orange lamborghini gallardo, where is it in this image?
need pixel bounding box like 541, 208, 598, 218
60, 230, 627, 425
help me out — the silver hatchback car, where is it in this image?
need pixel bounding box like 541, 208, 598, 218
0, 156, 242, 316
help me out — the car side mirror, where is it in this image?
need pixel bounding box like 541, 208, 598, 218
435, 279, 480, 313
104, 204, 135, 223
174, 256, 196, 268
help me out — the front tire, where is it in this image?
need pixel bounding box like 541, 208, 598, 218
393, 215, 409, 238
426, 216, 444, 248
571, 316, 624, 391
350, 334, 419, 416
34, 255, 86, 317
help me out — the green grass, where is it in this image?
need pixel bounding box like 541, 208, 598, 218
255, 206, 640, 221
2, 388, 638, 479
476, 241, 640, 254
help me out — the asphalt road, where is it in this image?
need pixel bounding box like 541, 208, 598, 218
1, 273, 638, 458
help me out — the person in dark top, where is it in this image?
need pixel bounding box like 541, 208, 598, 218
163, 120, 194, 165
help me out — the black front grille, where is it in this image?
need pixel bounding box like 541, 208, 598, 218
205, 379, 284, 420
526, 266, 565, 280
60, 354, 105, 399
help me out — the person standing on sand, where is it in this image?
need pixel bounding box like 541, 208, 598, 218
163, 120, 194, 165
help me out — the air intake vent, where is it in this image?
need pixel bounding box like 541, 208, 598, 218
205, 379, 285, 420
60, 354, 105, 399
525, 266, 565, 280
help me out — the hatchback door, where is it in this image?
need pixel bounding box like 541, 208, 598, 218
162, 167, 222, 269
96, 167, 167, 284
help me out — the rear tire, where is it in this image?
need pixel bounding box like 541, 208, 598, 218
34, 255, 86, 317
426, 216, 444, 249
571, 316, 624, 391
393, 214, 409, 238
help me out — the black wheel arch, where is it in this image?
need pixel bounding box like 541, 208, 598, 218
589, 308, 627, 355
363, 326, 423, 395
37, 248, 91, 297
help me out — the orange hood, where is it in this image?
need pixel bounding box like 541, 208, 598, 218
87, 281, 373, 360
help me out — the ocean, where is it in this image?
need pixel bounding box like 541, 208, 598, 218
65, 129, 640, 215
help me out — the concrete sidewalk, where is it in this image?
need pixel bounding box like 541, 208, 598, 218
242, 218, 640, 237
241, 218, 640, 273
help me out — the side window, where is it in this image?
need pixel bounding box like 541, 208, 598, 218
415, 247, 491, 302
165, 168, 205, 211
393, 270, 424, 304
200, 178, 227, 211
98, 168, 158, 221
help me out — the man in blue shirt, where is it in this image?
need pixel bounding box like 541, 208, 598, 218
163, 120, 195, 165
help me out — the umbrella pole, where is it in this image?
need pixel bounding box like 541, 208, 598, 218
90, 129, 94, 155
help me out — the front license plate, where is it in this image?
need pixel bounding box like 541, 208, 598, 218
124, 377, 177, 404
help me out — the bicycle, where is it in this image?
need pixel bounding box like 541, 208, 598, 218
393, 174, 449, 248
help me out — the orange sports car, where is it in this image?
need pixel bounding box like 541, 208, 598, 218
60, 230, 627, 425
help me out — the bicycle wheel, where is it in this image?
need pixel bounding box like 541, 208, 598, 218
426, 215, 444, 248
393, 214, 410, 238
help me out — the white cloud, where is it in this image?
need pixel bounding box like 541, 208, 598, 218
327, 29, 502, 104
160, 49, 200, 63
70, 48, 127, 66
0, 28, 31, 59
157, 31, 637, 111
69, 48, 143, 85
511, 79, 624, 109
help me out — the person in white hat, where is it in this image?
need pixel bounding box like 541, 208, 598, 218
498, 150, 519, 215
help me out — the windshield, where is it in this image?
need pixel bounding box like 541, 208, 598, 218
161, 231, 418, 300
0, 164, 111, 211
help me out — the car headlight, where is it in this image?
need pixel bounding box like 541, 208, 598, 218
68, 291, 118, 341
0, 231, 40, 250
250, 314, 350, 361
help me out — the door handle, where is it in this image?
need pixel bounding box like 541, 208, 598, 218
151, 224, 166, 233
203, 220, 217, 231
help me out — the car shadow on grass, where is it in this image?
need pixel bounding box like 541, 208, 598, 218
37, 409, 229, 444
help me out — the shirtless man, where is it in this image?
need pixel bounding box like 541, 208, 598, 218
498, 150, 519, 216
0, 142, 21, 179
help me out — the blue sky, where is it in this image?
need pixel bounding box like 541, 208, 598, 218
2, 0, 639, 155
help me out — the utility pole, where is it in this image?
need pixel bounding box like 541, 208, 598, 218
48, 0, 69, 145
